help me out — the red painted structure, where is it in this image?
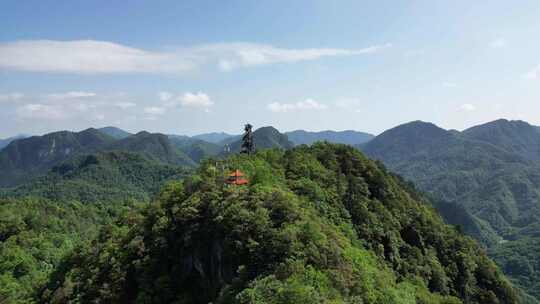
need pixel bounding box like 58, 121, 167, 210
226, 170, 249, 185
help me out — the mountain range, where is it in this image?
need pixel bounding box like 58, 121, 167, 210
3, 120, 540, 301
285, 129, 374, 145
360, 119, 540, 300
0, 127, 376, 188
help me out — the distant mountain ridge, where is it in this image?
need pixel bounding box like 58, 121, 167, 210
0, 134, 30, 150
0, 129, 196, 187
463, 119, 540, 161
192, 132, 236, 143
98, 126, 132, 139
0, 128, 115, 186
225, 126, 294, 154
360, 119, 540, 301
286, 129, 374, 146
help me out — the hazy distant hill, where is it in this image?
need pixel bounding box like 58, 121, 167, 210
463, 119, 540, 161
192, 132, 236, 143
98, 126, 132, 139
0, 128, 115, 187
107, 131, 196, 167
0, 134, 29, 150
168, 135, 222, 162
360, 121, 533, 242
0, 129, 196, 187
286, 129, 374, 146
226, 126, 294, 153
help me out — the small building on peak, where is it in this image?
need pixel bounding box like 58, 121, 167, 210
226, 169, 249, 185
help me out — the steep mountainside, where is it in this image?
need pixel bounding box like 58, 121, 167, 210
42, 143, 518, 304
361, 120, 540, 301
286, 129, 374, 146
98, 126, 132, 139
169, 137, 222, 163
0, 128, 115, 187
0, 130, 197, 188
108, 131, 196, 167
463, 119, 540, 161
226, 126, 294, 153
1, 151, 187, 204
193, 132, 236, 143
0, 134, 29, 150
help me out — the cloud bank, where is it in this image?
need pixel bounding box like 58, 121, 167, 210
0, 40, 391, 74
268, 99, 328, 113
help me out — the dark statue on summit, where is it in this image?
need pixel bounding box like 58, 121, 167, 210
241, 123, 254, 154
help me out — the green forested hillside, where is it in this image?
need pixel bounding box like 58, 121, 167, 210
462, 119, 540, 161
0, 150, 189, 303
1, 151, 188, 204
169, 136, 222, 163
0, 197, 142, 302
361, 120, 540, 302
108, 131, 196, 167
98, 126, 132, 139
41, 144, 518, 304
0, 129, 197, 188
0, 128, 115, 187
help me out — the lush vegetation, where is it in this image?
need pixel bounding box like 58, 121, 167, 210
360, 119, 540, 302
1, 151, 188, 204
490, 238, 540, 301
41, 143, 518, 303
0, 197, 143, 302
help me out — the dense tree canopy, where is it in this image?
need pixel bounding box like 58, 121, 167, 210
41, 144, 518, 303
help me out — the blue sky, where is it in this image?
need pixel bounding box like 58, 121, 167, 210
1, 0, 539, 138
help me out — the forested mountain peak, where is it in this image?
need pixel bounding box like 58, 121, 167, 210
98, 126, 132, 139
226, 126, 294, 153
41, 143, 518, 303
0, 128, 115, 186
463, 119, 540, 161
109, 131, 196, 167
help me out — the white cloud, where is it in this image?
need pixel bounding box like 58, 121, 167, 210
46, 91, 96, 100
268, 98, 328, 113
524, 64, 540, 80
179, 92, 214, 108
212, 42, 393, 71
16, 103, 68, 120
114, 101, 137, 109
0, 40, 391, 74
490, 38, 506, 49
0, 92, 23, 103
143, 106, 166, 115
158, 91, 173, 102
459, 103, 476, 112
0, 40, 193, 74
